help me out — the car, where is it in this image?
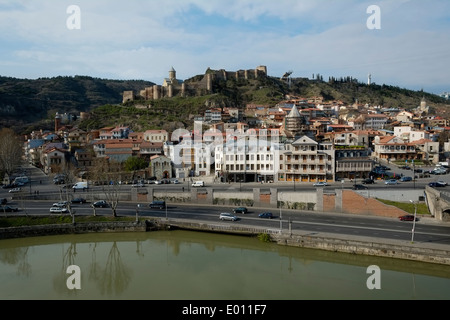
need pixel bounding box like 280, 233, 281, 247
50, 206, 69, 214
233, 207, 248, 214
399, 215, 419, 222
92, 200, 108, 208
170, 179, 180, 184
400, 176, 412, 182
429, 182, 446, 187
71, 198, 86, 204
353, 184, 368, 190
132, 183, 145, 187
0, 205, 19, 212
259, 212, 273, 219
0, 198, 7, 205
313, 182, 328, 187
385, 179, 398, 185
362, 179, 375, 184
219, 213, 238, 221
149, 200, 166, 209
415, 168, 423, 173
53, 201, 69, 207
436, 180, 448, 186
8, 187, 21, 193
432, 168, 447, 175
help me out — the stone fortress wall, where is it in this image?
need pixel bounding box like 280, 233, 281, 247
122, 65, 268, 103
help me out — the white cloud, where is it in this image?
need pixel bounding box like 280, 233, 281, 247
0, 0, 449, 93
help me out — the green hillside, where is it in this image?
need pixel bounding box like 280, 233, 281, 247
1, 73, 449, 134
0, 75, 154, 133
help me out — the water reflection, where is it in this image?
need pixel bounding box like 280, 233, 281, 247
0, 231, 449, 300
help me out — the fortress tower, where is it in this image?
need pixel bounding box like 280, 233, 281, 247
169, 67, 176, 82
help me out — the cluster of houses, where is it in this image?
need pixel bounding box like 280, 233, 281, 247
23, 95, 450, 184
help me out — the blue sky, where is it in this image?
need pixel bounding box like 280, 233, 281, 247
0, 0, 449, 95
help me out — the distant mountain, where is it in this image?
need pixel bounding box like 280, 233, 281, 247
0, 75, 154, 133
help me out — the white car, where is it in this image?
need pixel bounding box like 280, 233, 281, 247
52, 201, 68, 207
313, 182, 328, 187
131, 183, 145, 187
8, 187, 21, 193
50, 206, 69, 214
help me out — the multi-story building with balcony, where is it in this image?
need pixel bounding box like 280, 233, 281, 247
334, 146, 374, 180
373, 135, 419, 162
278, 135, 334, 183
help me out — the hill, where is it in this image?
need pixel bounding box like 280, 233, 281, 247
79, 74, 450, 132
1, 72, 449, 134
0, 75, 154, 133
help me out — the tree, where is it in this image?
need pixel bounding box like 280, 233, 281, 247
91, 158, 123, 217
0, 128, 23, 182
123, 156, 148, 182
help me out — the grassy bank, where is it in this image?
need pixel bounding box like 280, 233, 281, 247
377, 199, 430, 215
0, 215, 137, 228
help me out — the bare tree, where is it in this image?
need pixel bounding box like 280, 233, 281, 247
91, 158, 123, 217
59, 163, 78, 217
0, 128, 23, 182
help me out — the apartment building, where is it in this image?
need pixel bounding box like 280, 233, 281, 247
215, 129, 282, 183
278, 135, 334, 183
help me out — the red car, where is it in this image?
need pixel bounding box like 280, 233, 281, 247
399, 215, 418, 221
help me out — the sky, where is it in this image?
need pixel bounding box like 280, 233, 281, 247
0, 0, 449, 95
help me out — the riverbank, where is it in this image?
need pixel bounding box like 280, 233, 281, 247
1, 217, 449, 266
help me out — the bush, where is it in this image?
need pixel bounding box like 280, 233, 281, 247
257, 233, 271, 242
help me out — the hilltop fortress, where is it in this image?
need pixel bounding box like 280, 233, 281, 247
122, 65, 268, 103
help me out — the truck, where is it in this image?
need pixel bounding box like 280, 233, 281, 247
72, 181, 88, 190
191, 181, 205, 187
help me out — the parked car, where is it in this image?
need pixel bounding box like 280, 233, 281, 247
385, 179, 398, 185
353, 184, 368, 190
313, 181, 328, 187
432, 168, 447, 175
362, 179, 375, 184
50, 206, 69, 214
93, 200, 108, 208
71, 198, 87, 204
0, 205, 19, 212
258, 212, 273, 219
132, 182, 145, 187
400, 176, 412, 182
399, 215, 419, 222
149, 200, 166, 209
415, 168, 423, 173
219, 213, 238, 221
436, 180, 448, 186
233, 207, 248, 214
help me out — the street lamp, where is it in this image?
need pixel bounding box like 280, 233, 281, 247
279, 192, 283, 232
409, 200, 418, 243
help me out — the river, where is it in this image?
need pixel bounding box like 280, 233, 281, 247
0, 230, 449, 300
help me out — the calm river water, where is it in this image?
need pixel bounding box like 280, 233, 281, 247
0, 230, 449, 300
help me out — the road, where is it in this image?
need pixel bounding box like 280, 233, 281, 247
2, 164, 450, 249
3, 198, 450, 248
